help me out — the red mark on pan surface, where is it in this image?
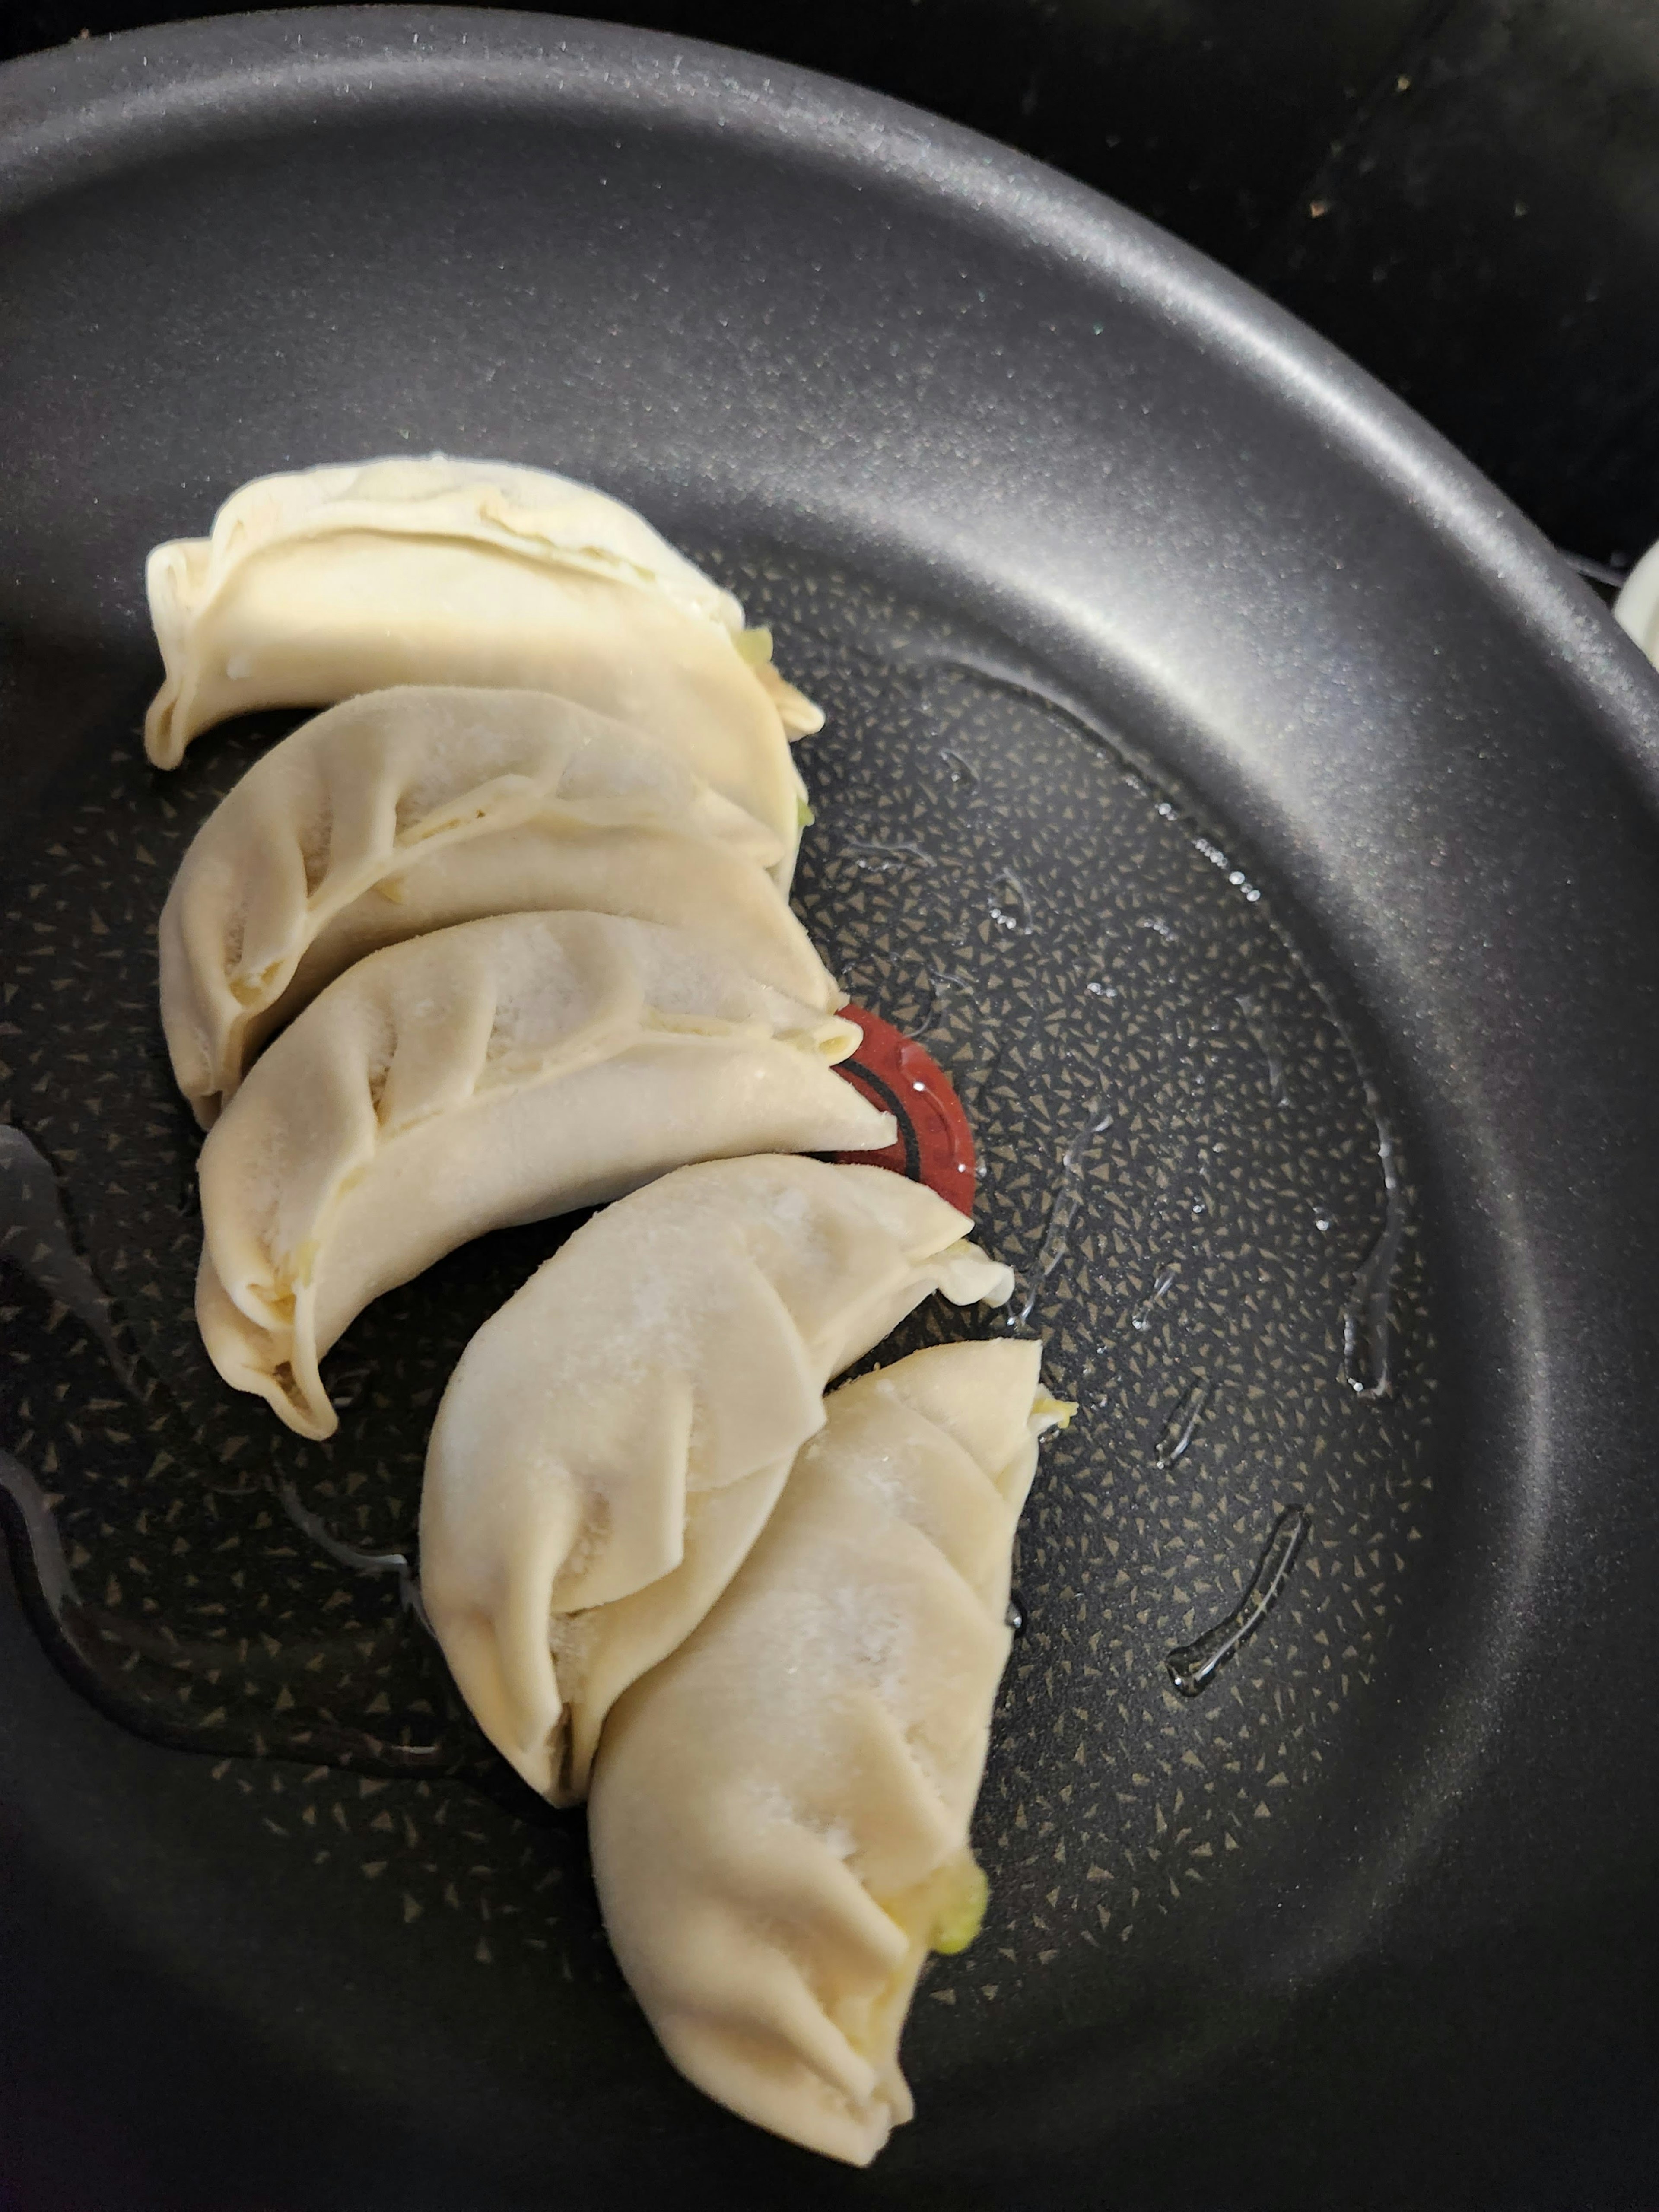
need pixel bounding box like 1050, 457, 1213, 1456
832, 1003, 976, 1208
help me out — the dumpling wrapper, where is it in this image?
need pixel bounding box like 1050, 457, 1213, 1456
196, 915, 893, 1441
143, 455, 820, 868
1615, 538, 1659, 666
587, 1340, 1067, 2166
159, 685, 839, 1125
420, 1158, 1014, 1806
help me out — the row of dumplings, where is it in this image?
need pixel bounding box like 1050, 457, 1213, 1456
145, 458, 1068, 2164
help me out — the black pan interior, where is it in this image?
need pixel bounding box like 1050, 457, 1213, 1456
1, 11, 1658, 2208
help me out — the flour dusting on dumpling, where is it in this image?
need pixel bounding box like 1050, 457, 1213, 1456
419, 1157, 1014, 1804
195, 919, 891, 1439
588, 1340, 1068, 2164
143, 456, 819, 872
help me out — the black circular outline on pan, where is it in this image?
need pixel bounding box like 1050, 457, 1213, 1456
836, 1058, 924, 1182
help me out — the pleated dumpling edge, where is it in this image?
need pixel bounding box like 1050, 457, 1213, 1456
587, 1339, 1068, 2165
158, 685, 839, 1124
194, 916, 893, 1439
142, 455, 823, 786
419, 1157, 1016, 1806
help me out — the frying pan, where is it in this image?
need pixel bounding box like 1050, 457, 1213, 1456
2, 10, 1658, 2207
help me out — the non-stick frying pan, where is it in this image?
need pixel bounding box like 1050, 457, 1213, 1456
1, 12, 1657, 2207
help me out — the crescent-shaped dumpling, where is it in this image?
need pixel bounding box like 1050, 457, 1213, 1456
159, 686, 839, 1125
195, 916, 893, 1440
587, 1340, 1067, 2164
143, 456, 819, 868
419, 1158, 1015, 1806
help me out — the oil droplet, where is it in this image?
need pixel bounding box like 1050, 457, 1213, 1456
920, 968, 975, 1033
1343, 1116, 1405, 1399
325, 1363, 374, 1414
1236, 992, 1289, 1106
1165, 1504, 1310, 1695
988, 868, 1035, 936
1135, 915, 1177, 943
278, 1481, 430, 1630
1015, 1096, 1114, 1324
1086, 979, 1119, 1001
0, 1446, 78, 1619
1187, 829, 1264, 903
0, 1124, 131, 1386
842, 837, 936, 873
1154, 1377, 1213, 1469
954, 1046, 1001, 1115
1060, 1101, 1115, 1179
0, 1128, 461, 1777
1130, 1264, 1177, 1332
1005, 1592, 1026, 1637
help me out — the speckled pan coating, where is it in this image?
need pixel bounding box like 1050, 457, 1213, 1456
5, 13, 1659, 2199
0, 556, 1443, 2033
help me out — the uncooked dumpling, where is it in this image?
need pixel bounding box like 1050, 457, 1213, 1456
159, 686, 839, 1124
420, 1158, 1014, 1805
196, 916, 892, 1440
587, 1340, 1067, 2165
143, 456, 820, 867
1615, 537, 1659, 666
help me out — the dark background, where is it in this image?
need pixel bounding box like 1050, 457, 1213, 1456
5, 0, 1659, 573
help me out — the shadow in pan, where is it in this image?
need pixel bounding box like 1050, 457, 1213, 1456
0, 627, 156, 849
